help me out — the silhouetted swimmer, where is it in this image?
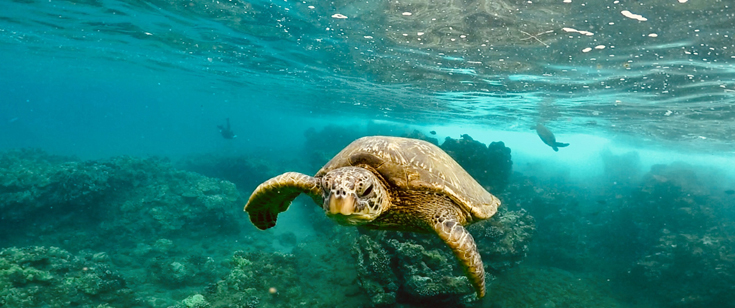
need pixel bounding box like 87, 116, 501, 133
429, 130, 437, 135
217, 118, 237, 139
535, 123, 569, 152
725, 189, 735, 195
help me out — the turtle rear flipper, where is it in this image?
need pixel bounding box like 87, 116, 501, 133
427, 203, 486, 298
244, 172, 323, 230
551, 142, 570, 152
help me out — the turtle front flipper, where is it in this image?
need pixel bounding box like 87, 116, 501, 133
245, 172, 323, 230
430, 211, 486, 298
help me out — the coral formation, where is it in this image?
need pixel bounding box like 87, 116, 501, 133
440, 134, 513, 192
0, 246, 138, 307
147, 251, 221, 288
0, 149, 244, 306
200, 230, 369, 308
0, 150, 242, 248
487, 266, 626, 308
351, 208, 534, 307
5, 138, 733, 308
468, 208, 536, 273
181, 294, 209, 308
513, 159, 735, 307
0, 149, 110, 223
177, 153, 272, 195
624, 163, 735, 306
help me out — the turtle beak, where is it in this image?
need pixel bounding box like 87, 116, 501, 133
327, 193, 357, 216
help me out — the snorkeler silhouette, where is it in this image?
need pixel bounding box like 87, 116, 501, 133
217, 118, 237, 139
535, 123, 569, 151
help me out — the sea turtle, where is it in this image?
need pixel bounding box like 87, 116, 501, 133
244, 136, 501, 298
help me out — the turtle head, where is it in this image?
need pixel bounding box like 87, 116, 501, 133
320, 166, 388, 226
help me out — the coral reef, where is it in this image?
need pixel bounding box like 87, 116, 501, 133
624, 163, 735, 307
199, 229, 369, 308
0, 150, 242, 249
599, 149, 643, 191
440, 134, 513, 192
487, 266, 627, 308
632, 228, 735, 307
468, 208, 536, 273
0, 149, 110, 223
147, 250, 221, 288
502, 173, 596, 271
513, 159, 735, 307
351, 208, 534, 307
7, 140, 734, 308
176, 153, 272, 195
0, 149, 247, 306
0, 246, 138, 307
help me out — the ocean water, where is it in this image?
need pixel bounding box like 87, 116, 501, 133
1, 0, 734, 307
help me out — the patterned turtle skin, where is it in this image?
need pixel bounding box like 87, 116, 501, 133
244, 136, 501, 298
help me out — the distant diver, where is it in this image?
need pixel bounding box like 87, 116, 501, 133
535, 123, 569, 152
429, 130, 437, 135
217, 118, 237, 139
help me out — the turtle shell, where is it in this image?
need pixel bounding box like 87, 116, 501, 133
315, 136, 500, 219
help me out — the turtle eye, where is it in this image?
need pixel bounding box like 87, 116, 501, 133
362, 184, 373, 196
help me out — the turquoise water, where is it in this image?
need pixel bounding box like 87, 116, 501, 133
1, 0, 734, 307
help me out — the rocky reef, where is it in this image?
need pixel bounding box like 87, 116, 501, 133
625, 163, 735, 307
8, 133, 732, 308
440, 134, 513, 193
176, 153, 273, 195
192, 228, 368, 308
351, 207, 534, 307
0, 149, 245, 307
0, 149, 242, 248
512, 155, 735, 308
0, 246, 138, 307
487, 265, 626, 308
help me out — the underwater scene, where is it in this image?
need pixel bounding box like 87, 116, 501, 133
1, 0, 735, 307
